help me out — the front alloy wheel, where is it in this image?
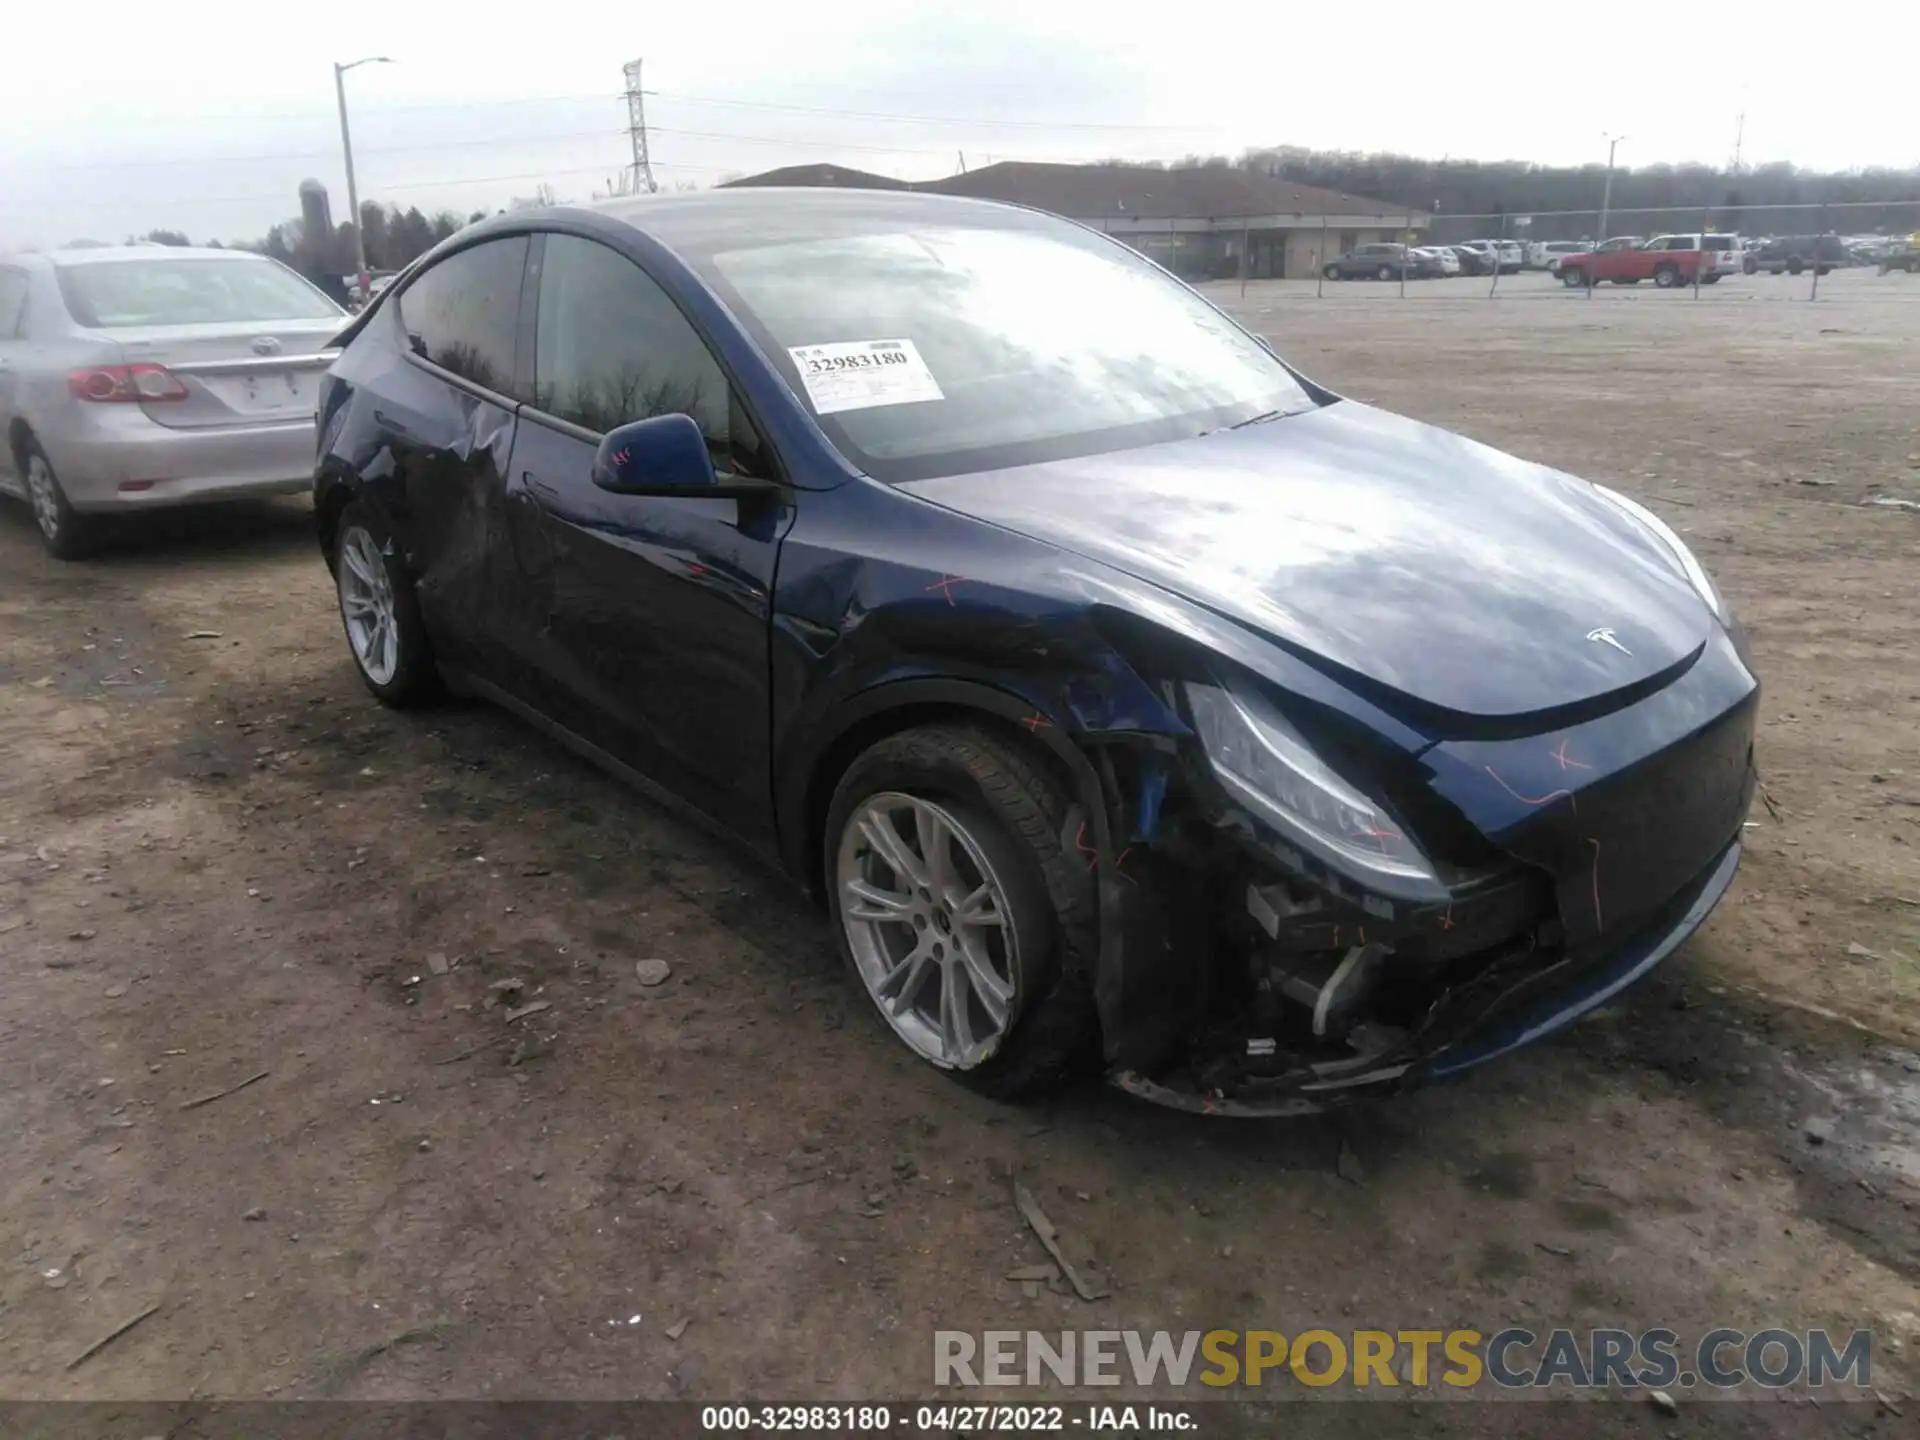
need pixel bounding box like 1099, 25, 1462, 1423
824, 723, 1096, 1097
838, 793, 1020, 1070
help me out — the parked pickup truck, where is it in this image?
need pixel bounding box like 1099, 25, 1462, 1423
1558, 234, 1736, 289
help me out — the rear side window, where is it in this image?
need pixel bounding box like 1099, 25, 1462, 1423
396, 236, 529, 396
55, 257, 340, 328
531, 233, 738, 463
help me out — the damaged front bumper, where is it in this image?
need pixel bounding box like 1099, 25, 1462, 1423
1111, 837, 1742, 1117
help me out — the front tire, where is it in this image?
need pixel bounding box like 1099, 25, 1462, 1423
331, 502, 440, 707
1654, 264, 1681, 288
824, 723, 1096, 1098
1561, 267, 1587, 287
1377, 264, 1395, 281
19, 439, 97, 560
1322, 264, 1341, 281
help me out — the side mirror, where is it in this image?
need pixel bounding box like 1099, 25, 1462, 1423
591, 414, 725, 496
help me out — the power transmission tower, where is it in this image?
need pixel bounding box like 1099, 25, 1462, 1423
623, 59, 658, 195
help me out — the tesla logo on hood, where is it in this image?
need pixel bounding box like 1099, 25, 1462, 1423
250, 336, 282, 356
1586, 626, 1633, 656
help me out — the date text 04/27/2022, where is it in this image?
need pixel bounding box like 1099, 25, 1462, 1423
697, 1403, 1199, 1432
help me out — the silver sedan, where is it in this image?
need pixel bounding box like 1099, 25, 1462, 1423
0, 245, 345, 558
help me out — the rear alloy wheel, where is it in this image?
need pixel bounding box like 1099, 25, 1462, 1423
332, 502, 440, 706
826, 724, 1095, 1097
1654, 264, 1681, 288
20, 440, 96, 560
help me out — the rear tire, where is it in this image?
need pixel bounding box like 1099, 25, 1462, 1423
824, 723, 1097, 1099
18, 438, 97, 561
331, 501, 441, 707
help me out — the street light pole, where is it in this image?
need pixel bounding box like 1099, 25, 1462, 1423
1597, 133, 1624, 242
334, 57, 392, 305
1591, 133, 1625, 302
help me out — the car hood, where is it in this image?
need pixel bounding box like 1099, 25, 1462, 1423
899, 401, 1714, 724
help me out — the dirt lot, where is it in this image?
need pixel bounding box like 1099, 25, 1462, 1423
2, 267, 1918, 1428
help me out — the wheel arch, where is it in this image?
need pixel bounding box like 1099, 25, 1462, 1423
8, 417, 37, 469
785, 679, 1096, 907
313, 463, 396, 568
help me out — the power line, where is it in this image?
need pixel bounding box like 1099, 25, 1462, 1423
75, 72, 1155, 126
22, 118, 1041, 177
644, 88, 1231, 133
0, 162, 709, 218
649, 126, 961, 158
33, 128, 629, 172
23, 87, 1226, 169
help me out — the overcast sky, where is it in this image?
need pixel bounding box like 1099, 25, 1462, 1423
3, 1, 1913, 251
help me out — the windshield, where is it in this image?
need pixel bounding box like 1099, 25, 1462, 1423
57, 257, 341, 328
702, 224, 1313, 482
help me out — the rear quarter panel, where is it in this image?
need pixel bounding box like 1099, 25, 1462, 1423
313, 306, 517, 672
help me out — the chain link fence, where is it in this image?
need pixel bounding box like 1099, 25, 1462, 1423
1176, 200, 1920, 302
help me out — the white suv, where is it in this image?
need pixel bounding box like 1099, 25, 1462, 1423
1658, 234, 1745, 277
1530, 241, 1592, 273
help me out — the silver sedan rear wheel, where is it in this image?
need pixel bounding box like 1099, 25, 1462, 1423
336, 524, 400, 686
836, 791, 1021, 1070
26, 452, 61, 543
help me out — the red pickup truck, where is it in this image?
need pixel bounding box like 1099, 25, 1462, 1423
1558, 235, 1734, 289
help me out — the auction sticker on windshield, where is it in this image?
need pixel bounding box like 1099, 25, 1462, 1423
787, 339, 945, 415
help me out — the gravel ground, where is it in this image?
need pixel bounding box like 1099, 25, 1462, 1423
0, 265, 1915, 1430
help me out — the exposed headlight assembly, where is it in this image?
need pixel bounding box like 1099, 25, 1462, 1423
1591, 483, 1727, 621
1184, 680, 1447, 903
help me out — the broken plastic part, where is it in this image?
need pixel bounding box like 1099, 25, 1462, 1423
1245, 880, 1324, 940
1134, 757, 1169, 842
1312, 944, 1388, 1037
1267, 942, 1391, 1038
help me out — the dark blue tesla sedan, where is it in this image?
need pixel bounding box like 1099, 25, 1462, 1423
314, 188, 1758, 1115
